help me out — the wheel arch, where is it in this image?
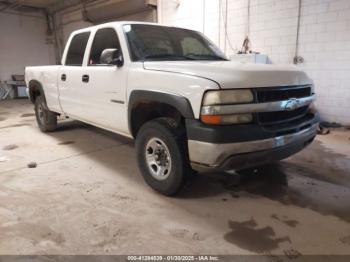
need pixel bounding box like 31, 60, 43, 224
28, 80, 46, 104
128, 90, 195, 138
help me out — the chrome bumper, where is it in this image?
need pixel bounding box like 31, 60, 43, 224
188, 124, 317, 170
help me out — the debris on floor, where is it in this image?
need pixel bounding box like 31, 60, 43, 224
27, 162, 37, 168
317, 124, 330, 135
58, 141, 76, 145
3, 144, 18, 150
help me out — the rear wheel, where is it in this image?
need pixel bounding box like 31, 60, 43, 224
34, 96, 57, 132
135, 118, 191, 196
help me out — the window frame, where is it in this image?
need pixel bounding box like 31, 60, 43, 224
88, 27, 123, 67
64, 31, 91, 66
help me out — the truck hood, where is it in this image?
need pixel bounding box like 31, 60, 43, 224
143, 61, 311, 89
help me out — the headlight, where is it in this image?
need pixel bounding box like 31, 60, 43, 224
201, 89, 254, 125
202, 89, 254, 106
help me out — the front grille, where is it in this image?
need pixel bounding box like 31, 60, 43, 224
255, 85, 312, 125
256, 85, 311, 103
258, 106, 309, 125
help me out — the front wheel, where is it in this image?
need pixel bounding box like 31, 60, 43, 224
34, 96, 57, 132
135, 118, 191, 196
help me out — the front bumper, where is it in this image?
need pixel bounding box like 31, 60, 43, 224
186, 114, 318, 172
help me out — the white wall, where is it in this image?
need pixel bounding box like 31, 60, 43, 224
0, 12, 55, 81
158, 0, 350, 125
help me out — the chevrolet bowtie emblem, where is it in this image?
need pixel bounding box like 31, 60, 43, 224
284, 98, 300, 111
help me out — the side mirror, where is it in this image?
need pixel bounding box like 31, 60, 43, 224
100, 48, 124, 67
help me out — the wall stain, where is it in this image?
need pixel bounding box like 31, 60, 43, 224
224, 218, 291, 252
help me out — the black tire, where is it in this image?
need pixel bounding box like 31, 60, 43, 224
34, 96, 57, 132
135, 118, 191, 196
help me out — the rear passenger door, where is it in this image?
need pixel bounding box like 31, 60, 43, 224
80, 27, 128, 134
58, 31, 91, 119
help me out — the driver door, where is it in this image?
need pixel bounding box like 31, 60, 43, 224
79, 27, 128, 134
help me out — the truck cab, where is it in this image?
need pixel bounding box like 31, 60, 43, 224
25, 21, 318, 196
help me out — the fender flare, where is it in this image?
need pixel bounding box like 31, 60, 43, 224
128, 90, 195, 135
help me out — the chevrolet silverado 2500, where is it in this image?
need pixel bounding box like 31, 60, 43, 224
25, 22, 319, 195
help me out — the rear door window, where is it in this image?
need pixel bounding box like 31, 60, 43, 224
65, 32, 90, 66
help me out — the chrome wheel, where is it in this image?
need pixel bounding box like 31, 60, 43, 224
145, 137, 172, 180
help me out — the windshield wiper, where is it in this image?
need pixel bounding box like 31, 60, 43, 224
143, 54, 195, 60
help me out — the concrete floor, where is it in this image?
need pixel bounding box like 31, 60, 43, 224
0, 99, 350, 256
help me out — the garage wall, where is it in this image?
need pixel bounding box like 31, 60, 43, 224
56, 8, 156, 45
0, 12, 55, 82
158, 0, 350, 125
53, 1, 157, 61
54, 10, 93, 59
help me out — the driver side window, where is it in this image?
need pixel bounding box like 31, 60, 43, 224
89, 28, 121, 65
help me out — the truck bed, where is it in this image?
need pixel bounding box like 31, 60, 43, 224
25, 65, 62, 114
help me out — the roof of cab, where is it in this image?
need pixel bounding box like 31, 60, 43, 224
71, 21, 172, 34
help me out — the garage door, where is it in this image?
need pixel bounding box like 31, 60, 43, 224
83, 0, 157, 24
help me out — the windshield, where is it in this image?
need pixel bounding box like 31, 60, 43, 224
123, 24, 228, 62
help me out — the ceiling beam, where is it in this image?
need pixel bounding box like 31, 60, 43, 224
48, 0, 94, 14
0, 0, 19, 12
0, 0, 46, 13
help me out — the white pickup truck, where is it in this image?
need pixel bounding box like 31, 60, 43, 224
25, 21, 318, 195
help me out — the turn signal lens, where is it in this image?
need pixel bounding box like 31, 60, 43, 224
201, 115, 222, 125
203, 89, 254, 106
